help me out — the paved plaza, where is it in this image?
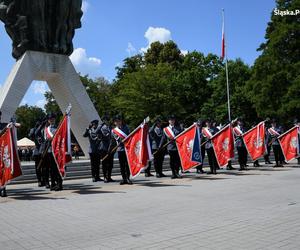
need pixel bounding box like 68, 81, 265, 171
1, 163, 300, 250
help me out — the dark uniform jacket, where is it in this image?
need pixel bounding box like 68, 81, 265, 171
159, 125, 183, 151
268, 126, 282, 146
28, 127, 42, 156
149, 125, 163, 150
111, 125, 130, 152
234, 125, 246, 148
35, 124, 57, 154
98, 123, 112, 152
203, 127, 219, 149
83, 126, 102, 154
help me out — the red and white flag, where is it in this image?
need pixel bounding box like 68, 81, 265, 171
124, 120, 152, 178
243, 122, 266, 161
211, 124, 234, 167
0, 125, 22, 188
176, 123, 202, 172
52, 114, 72, 178
221, 10, 225, 60
278, 126, 299, 162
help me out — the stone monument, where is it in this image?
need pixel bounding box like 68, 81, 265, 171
0, 0, 100, 156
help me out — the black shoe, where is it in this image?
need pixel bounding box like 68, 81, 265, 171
95, 177, 104, 182
45, 183, 50, 189
160, 173, 167, 177
127, 179, 133, 185
176, 174, 182, 178
92, 177, 97, 182
50, 185, 58, 191
107, 178, 115, 182
156, 173, 162, 178
0, 189, 7, 197
38, 182, 43, 187
104, 178, 109, 183
171, 175, 178, 179
120, 180, 128, 185
207, 172, 213, 175
226, 166, 234, 170
145, 172, 154, 177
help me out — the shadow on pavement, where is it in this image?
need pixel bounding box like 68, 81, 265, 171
135, 180, 191, 188
64, 183, 126, 195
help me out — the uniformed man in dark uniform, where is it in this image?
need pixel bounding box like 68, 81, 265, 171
149, 118, 166, 178
159, 115, 183, 179
264, 119, 273, 164
268, 119, 284, 167
202, 119, 219, 174
111, 115, 132, 185
83, 119, 103, 182
28, 120, 43, 186
36, 113, 62, 191
99, 115, 114, 183
196, 119, 206, 174
233, 118, 248, 171
0, 110, 8, 197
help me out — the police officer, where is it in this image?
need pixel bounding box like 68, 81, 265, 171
196, 119, 206, 174
264, 119, 273, 164
268, 119, 284, 167
28, 120, 43, 186
111, 115, 132, 185
149, 118, 166, 178
0, 110, 8, 197
233, 118, 248, 171
83, 119, 103, 182
202, 119, 219, 174
36, 113, 62, 191
99, 115, 114, 183
159, 115, 183, 179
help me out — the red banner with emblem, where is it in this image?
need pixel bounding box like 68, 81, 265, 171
211, 124, 234, 167
0, 125, 22, 187
52, 115, 72, 177
124, 122, 152, 178
243, 122, 266, 161
278, 126, 299, 162
176, 124, 202, 172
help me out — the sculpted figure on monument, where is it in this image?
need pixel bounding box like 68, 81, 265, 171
0, 0, 83, 59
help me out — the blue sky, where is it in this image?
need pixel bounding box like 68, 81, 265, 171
0, 0, 276, 109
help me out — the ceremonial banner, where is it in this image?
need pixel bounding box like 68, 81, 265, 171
278, 126, 299, 162
243, 122, 266, 161
211, 124, 234, 167
0, 126, 22, 187
124, 121, 152, 178
176, 123, 202, 172
52, 114, 72, 177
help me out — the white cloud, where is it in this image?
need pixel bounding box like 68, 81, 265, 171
141, 26, 172, 52
33, 81, 48, 95
82, 1, 89, 14
126, 42, 137, 56
70, 48, 101, 76
181, 50, 188, 56
36, 99, 46, 109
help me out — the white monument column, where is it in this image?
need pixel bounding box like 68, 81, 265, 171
0, 51, 100, 157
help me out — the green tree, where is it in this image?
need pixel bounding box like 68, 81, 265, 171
246, 0, 300, 124
15, 105, 46, 139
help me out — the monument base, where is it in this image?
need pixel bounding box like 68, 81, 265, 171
0, 51, 100, 157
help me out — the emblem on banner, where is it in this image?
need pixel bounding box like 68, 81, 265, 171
290, 137, 297, 148
134, 140, 142, 156
222, 138, 229, 151
3, 145, 11, 168
254, 137, 263, 149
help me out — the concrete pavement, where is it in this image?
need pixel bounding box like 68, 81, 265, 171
1, 163, 300, 250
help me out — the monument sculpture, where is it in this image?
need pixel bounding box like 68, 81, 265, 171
0, 0, 83, 59
0, 0, 100, 156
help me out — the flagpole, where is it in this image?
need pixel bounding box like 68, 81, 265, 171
222, 9, 231, 122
